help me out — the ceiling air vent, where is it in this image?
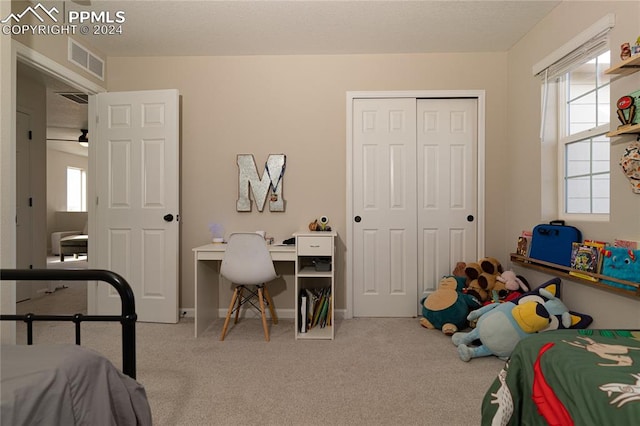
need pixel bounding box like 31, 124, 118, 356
57, 92, 88, 104
68, 38, 104, 80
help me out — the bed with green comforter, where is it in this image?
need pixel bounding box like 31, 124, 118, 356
481, 329, 640, 425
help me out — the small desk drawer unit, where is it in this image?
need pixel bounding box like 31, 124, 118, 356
297, 236, 332, 256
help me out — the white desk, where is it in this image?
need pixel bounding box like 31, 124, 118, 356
192, 243, 296, 337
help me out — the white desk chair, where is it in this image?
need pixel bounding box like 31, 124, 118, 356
220, 233, 279, 341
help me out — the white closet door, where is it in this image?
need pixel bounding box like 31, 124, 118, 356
351, 96, 479, 317
417, 98, 477, 296
352, 98, 418, 317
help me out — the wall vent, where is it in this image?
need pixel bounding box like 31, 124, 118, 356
57, 92, 89, 104
68, 38, 104, 81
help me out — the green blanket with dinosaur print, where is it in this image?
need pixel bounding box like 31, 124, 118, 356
481, 329, 640, 425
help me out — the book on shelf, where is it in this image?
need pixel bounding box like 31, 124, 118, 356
299, 292, 308, 333
613, 239, 639, 249
516, 230, 533, 257
569, 240, 606, 282
305, 287, 331, 330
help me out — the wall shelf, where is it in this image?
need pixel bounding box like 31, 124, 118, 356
605, 53, 640, 76
510, 253, 640, 299
606, 123, 640, 137
605, 54, 640, 137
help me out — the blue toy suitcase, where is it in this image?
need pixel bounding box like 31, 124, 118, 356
529, 220, 582, 267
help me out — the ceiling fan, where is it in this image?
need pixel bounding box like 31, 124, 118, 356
47, 128, 89, 147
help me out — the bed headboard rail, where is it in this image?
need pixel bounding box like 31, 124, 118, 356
1, 269, 138, 379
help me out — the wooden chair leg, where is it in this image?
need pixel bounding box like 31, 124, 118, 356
263, 285, 278, 325
234, 286, 244, 324
257, 286, 269, 342
220, 287, 239, 341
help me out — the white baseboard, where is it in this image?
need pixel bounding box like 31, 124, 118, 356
179, 307, 346, 320
213, 308, 346, 320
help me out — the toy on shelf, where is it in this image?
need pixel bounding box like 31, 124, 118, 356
620, 42, 632, 60
308, 216, 332, 232
616, 95, 636, 129
601, 246, 640, 291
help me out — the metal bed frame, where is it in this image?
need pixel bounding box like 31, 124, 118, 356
0, 269, 138, 379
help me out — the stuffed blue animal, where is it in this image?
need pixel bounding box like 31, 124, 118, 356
420, 275, 481, 335
601, 246, 640, 291
451, 280, 571, 362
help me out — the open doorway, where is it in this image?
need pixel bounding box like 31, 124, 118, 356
16, 61, 89, 312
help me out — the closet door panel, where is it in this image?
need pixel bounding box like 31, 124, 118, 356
353, 98, 418, 317
417, 99, 477, 294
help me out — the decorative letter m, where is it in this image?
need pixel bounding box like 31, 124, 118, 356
236, 154, 286, 212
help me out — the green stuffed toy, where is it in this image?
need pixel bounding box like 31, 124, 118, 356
420, 275, 481, 335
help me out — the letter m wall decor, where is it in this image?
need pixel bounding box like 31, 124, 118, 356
236, 154, 286, 212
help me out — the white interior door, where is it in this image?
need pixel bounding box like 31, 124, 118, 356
93, 89, 180, 323
417, 98, 477, 298
352, 98, 418, 317
351, 96, 479, 317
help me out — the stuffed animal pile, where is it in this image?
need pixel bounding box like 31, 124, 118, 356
419, 260, 594, 362
420, 258, 530, 334
451, 278, 593, 362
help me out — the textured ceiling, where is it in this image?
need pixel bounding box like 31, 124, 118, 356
78, 0, 561, 57
23, 0, 562, 155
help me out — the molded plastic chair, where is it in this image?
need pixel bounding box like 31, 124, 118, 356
220, 233, 279, 341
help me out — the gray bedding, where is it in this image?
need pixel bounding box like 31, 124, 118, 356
1, 344, 152, 426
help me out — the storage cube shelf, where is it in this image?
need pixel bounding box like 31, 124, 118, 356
295, 231, 336, 340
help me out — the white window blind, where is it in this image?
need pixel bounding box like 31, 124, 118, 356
532, 13, 614, 77
535, 30, 610, 80
535, 14, 614, 141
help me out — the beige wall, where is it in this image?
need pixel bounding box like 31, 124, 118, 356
1, 0, 16, 342
11, 1, 106, 88
106, 52, 509, 312
6, 1, 638, 325
506, 1, 640, 328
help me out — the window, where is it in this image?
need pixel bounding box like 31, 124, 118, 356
535, 15, 614, 220
560, 51, 610, 215
67, 166, 86, 211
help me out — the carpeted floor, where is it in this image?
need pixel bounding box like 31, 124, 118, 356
14, 281, 504, 426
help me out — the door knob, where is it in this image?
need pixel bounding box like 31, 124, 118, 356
354, 216, 362, 223
163, 214, 174, 222
467, 215, 474, 222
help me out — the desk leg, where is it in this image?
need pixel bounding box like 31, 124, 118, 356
195, 259, 220, 337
